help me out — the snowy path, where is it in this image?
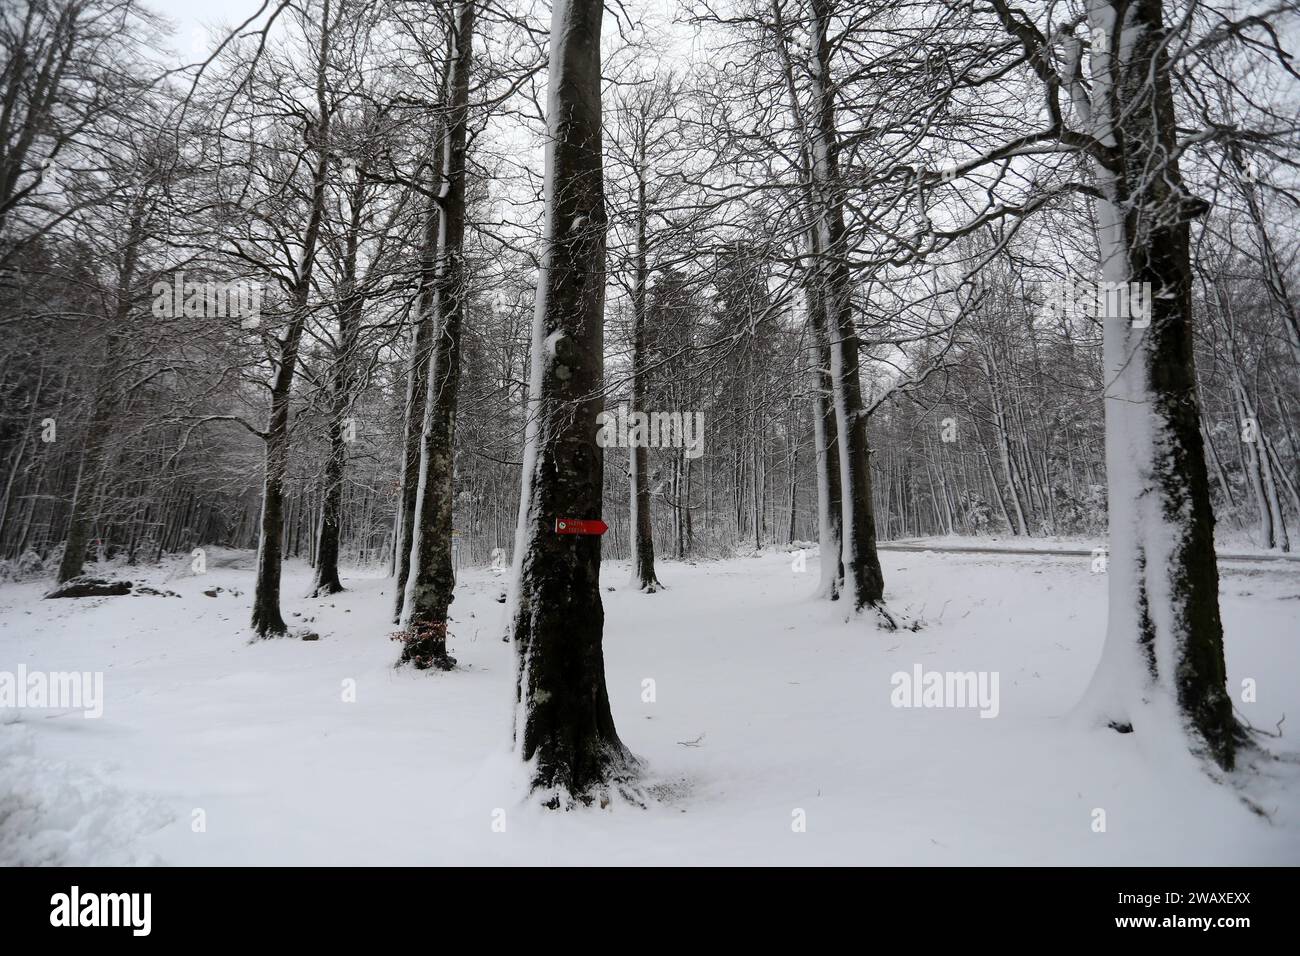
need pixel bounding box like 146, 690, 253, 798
2, 548, 1297, 865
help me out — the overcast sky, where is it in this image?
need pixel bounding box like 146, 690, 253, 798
150, 0, 266, 59
148, 0, 705, 70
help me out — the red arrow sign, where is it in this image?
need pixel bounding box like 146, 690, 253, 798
555, 518, 608, 535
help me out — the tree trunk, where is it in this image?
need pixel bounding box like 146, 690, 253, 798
508, 0, 635, 804
57, 400, 112, 582
250, 304, 312, 636
628, 152, 661, 591
986, 354, 1030, 536
398, 0, 477, 669
1071, 0, 1240, 769
1228, 142, 1300, 369
57, 209, 142, 583
785, 405, 798, 544
771, 0, 843, 598
808, 0, 888, 619
0, 364, 43, 547
683, 453, 693, 555
251, 14, 332, 636
1200, 421, 1236, 515
312, 173, 367, 597
391, 71, 451, 623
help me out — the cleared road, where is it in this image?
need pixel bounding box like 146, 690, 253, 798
878, 542, 1300, 565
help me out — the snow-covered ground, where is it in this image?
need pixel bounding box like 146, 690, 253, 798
2, 547, 1297, 865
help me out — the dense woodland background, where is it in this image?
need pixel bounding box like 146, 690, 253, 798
0, 0, 1295, 580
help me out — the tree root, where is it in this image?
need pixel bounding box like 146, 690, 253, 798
392, 620, 457, 670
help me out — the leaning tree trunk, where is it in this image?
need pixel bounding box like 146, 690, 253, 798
1232, 374, 1286, 550
1227, 142, 1300, 369
397, 0, 476, 670
628, 157, 662, 592
1071, 0, 1240, 769
807, 0, 887, 618
507, 0, 636, 804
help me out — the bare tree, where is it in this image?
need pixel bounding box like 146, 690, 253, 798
397, 0, 477, 669
507, 0, 637, 804
247, 0, 339, 636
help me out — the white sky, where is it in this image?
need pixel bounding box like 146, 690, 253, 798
148, 0, 705, 65
149, 0, 270, 60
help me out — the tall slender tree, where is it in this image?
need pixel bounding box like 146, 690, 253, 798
771, 0, 843, 599
310, 154, 368, 597
391, 43, 453, 623
806, 0, 889, 619
398, 0, 476, 669
250, 0, 336, 637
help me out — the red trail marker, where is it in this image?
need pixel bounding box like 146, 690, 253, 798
555, 518, 608, 535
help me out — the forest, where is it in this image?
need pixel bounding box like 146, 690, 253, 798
0, 0, 1297, 865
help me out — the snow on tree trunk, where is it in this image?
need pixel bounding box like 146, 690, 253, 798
507, 0, 637, 804
806, 265, 844, 600
397, 0, 476, 670
807, 0, 889, 620
391, 77, 450, 623
770, 0, 843, 601
1072, 0, 1240, 770
391, 190, 440, 621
